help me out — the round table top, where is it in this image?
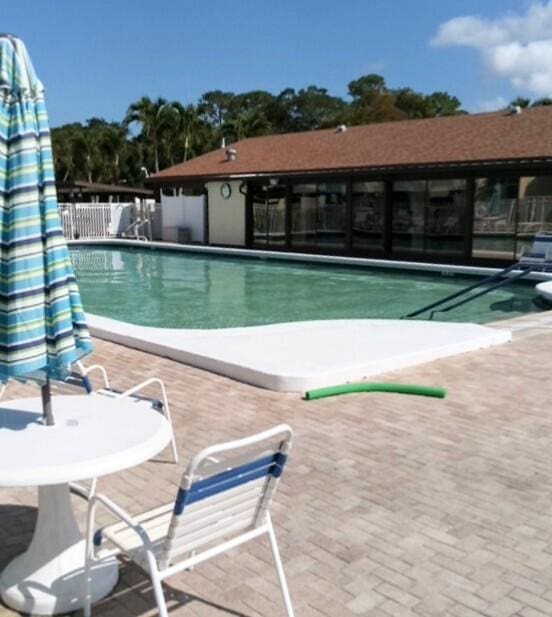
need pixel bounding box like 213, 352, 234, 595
0, 395, 172, 487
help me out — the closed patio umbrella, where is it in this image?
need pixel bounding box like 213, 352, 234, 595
0, 34, 92, 423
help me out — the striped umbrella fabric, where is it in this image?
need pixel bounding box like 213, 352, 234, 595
0, 35, 92, 383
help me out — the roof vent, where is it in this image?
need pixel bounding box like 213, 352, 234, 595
221, 136, 226, 148
336, 124, 347, 133
225, 147, 237, 161
509, 105, 522, 115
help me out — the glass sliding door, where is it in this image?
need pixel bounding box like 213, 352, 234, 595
290, 184, 317, 248
267, 190, 286, 246
352, 181, 385, 252
472, 177, 518, 261
290, 182, 347, 251
252, 190, 268, 246
391, 178, 467, 258
316, 183, 346, 249
391, 180, 426, 254
426, 179, 466, 255
516, 176, 552, 258
251, 184, 287, 248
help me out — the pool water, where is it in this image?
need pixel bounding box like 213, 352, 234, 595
70, 247, 543, 329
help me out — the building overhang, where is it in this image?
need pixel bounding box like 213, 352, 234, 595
146, 157, 552, 188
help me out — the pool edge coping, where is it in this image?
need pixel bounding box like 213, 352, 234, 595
86, 313, 513, 392
69, 238, 552, 282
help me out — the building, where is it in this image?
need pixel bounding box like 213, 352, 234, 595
148, 106, 552, 265
57, 181, 153, 203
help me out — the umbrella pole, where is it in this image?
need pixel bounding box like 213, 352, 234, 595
41, 377, 54, 426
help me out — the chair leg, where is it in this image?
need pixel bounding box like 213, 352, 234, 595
147, 556, 170, 617
83, 501, 97, 617
266, 515, 294, 617
153, 395, 178, 464
158, 387, 178, 464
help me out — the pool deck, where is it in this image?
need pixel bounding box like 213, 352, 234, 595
88, 315, 511, 392
1, 309, 552, 616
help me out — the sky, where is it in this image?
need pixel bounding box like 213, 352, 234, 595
3, 0, 550, 127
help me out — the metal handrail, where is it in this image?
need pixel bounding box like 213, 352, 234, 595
428, 268, 532, 320
403, 262, 523, 319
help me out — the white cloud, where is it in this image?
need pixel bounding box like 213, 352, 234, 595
432, 2, 552, 97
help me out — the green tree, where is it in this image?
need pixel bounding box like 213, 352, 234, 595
348, 74, 386, 103
394, 88, 429, 119
124, 97, 177, 173
346, 74, 404, 124
51, 74, 467, 182
288, 86, 346, 130
425, 91, 464, 116
510, 97, 530, 109
198, 90, 235, 129
264, 88, 296, 133
170, 102, 213, 162
51, 123, 83, 182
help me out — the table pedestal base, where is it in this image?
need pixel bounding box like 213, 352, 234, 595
0, 484, 118, 615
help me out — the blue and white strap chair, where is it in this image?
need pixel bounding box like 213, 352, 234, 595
76, 362, 179, 463
519, 231, 552, 270
0, 362, 178, 463
84, 424, 294, 617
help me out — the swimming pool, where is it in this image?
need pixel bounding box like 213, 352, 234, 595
70, 246, 543, 328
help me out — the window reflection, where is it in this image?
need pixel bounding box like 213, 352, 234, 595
391, 180, 426, 253
252, 184, 286, 246
290, 184, 317, 248
516, 176, 552, 258
352, 181, 384, 252
392, 179, 466, 255
290, 183, 346, 250
426, 179, 465, 255
247, 174, 552, 263
472, 177, 518, 261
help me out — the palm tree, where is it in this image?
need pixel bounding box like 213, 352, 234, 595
51, 125, 78, 182
124, 97, 177, 173
171, 102, 215, 163
96, 122, 128, 183
71, 127, 98, 183
223, 109, 271, 142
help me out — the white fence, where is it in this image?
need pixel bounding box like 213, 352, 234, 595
59, 203, 118, 239
59, 202, 161, 241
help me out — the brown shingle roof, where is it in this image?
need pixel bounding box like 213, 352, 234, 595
150, 107, 552, 182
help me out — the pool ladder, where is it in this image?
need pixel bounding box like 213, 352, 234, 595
403, 262, 538, 320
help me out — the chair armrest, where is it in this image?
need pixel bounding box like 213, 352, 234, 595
115, 377, 179, 464
77, 362, 111, 389
117, 377, 167, 405
69, 481, 93, 501
89, 493, 154, 551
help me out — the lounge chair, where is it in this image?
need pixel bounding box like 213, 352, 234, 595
84, 424, 294, 617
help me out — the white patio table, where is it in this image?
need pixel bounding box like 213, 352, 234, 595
0, 395, 172, 615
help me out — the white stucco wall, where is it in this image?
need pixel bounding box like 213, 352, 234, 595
159, 194, 206, 243
206, 181, 245, 246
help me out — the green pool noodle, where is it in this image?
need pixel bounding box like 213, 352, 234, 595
304, 382, 446, 400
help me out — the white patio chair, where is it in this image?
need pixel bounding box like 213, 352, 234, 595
74, 361, 179, 463
84, 424, 294, 617
0, 365, 178, 464
519, 231, 552, 269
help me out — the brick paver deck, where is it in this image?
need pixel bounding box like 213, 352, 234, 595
1, 314, 552, 616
